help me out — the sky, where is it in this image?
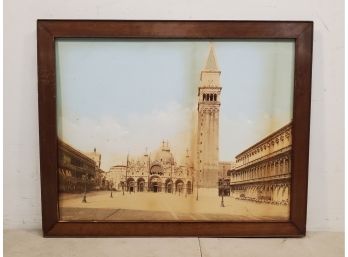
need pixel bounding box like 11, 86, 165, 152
56, 39, 294, 171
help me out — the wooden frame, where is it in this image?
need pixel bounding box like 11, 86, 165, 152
37, 20, 313, 237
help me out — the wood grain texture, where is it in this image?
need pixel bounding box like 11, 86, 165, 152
37, 20, 313, 237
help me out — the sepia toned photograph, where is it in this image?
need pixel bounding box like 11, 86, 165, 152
56, 39, 294, 222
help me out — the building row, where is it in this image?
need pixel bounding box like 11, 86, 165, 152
228, 122, 292, 205
58, 139, 107, 193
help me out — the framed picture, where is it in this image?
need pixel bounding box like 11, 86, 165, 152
37, 20, 313, 237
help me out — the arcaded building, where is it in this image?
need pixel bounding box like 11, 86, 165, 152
229, 122, 292, 205
58, 139, 99, 193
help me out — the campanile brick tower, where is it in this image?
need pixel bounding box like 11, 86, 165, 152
196, 45, 222, 188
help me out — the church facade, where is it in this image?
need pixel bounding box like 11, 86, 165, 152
109, 141, 194, 194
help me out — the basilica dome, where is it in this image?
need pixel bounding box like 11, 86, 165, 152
153, 141, 174, 165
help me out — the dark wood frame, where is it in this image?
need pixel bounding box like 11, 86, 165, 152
37, 20, 313, 237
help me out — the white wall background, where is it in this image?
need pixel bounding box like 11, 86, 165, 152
4, 0, 344, 231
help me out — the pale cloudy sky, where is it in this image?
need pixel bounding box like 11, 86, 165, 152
56, 39, 294, 171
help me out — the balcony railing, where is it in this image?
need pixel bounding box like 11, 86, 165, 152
230, 173, 291, 186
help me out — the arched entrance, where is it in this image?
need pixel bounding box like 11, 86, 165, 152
127, 178, 135, 192
149, 176, 162, 192
153, 183, 159, 192
137, 178, 145, 192
165, 179, 173, 193
175, 179, 184, 194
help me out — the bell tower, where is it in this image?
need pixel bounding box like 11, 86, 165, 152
196, 44, 222, 188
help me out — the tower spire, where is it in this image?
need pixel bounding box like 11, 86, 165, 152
204, 43, 219, 71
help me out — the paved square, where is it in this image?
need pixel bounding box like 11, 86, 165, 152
59, 189, 289, 221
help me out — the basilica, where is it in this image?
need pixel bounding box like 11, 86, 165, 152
107, 141, 194, 194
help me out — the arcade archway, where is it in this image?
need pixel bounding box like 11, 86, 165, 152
126, 178, 135, 192
137, 178, 145, 192
149, 176, 162, 192
175, 179, 184, 194
165, 179, 173, 193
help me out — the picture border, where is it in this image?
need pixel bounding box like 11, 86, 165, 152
37, 20, 313, 237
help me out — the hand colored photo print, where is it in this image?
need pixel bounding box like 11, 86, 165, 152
56, 39, 294, 222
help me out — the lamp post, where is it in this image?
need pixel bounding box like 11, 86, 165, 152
220, 178, 226, 207
110, 180, 113, 198
82, 174, 87, 203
